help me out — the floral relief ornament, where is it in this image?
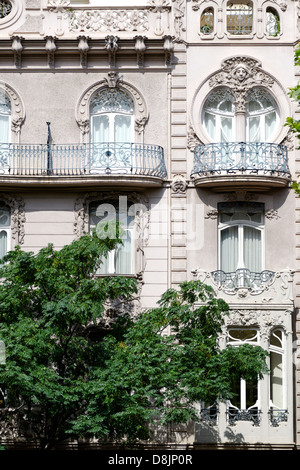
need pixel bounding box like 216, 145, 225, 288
209, 57, 274, 112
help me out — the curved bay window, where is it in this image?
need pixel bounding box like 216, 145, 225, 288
218, 202, 264, 288
89, 200, 135, 275
226, 1, 253, 36
227, 328, 260, 425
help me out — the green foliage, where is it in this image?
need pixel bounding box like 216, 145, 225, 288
0, 237, 268, 449
71, 281, 269, 443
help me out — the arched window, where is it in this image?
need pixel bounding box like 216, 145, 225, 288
200, 7, 214, 35
0, 1, 12, 19
90, 88, 134, 144
89, 199, 135, 275
202, 87, 279, 143
266, 7, 280, 37
218, 202, 264, 276
0, 204, 10, 263
202, 88, 235, 142
246, 88, 279, 142
0, 89, 11, 144
226, 1, 253, 35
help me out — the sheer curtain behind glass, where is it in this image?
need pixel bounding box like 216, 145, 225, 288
0, 205, 10, 265
0, 89, 11, 144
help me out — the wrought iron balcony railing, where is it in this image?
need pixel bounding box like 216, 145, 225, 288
191, 141, 290, 177
0, 142, 167, 179
211, 269, 276, 294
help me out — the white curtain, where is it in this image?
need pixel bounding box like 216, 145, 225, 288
204, 112, 216, 140
115, 228, 133, 274
114, 115, 131, 143
0, 114, 9, 144
265, 111, 276, 140
249, 116, 260, 142
220, 226, 238, 272
0, 230, 7, 263
243, 226, 262, 272
91, 115, 109, 143
221, 116, 233, 142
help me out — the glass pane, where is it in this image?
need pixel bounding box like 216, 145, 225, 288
0, 230, 7, 262
90, 88, 134, 115
249, 116, 260, 142
221, 226, 238, 272
200, 7, 214, 34
228, 329, 258, 343
243, 226, 262, 272
114, 115, 132, 143
265, 111, 276, 140
266, 8, 280, 37
92, 114, 109, 143
246, 379, 258, 409
221, 116, 233, 142
115, 228, 133, 274
270, 351, 283, 408
0, 114, 9, 144
204, 112, 216, 140
227, 2, 253, 35
270, 329, 283, 348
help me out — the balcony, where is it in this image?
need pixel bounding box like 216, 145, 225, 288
0, 142, 167, 188
191, 142, 291, 191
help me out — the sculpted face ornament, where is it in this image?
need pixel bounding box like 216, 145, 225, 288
233, 65, 248, 82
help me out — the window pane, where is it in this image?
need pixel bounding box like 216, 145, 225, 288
243, 226, 262, 272
249, 116, 260, 142
114, 115, 132, 143
270, 351, 283, 408
0, 114, 9, 144
0, 230, 7, 261
92, 114, 109, 143
221, 226, 238, 272
200, 7, 214, 34
221, 116, 233, 142
226, 2, 253, 35
265, 111, 277, 140
266, 8, 280, 37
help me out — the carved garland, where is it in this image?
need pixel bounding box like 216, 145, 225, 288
75, 73, 148, 141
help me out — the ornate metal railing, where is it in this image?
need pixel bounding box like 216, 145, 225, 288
0, 142, 167, 178
211, 269, 276, 294
268, 408, 288, 427
227, 407, 261, 426
191, 142, 290, 178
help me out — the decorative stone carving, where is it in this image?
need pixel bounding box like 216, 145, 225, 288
45, 36, 56, 68
187, 124, 202, 151
77, 36, 90, 68
171, 174, 187, 194
47, 0, 70, 12
265, 209, 279, 220
205, 208, 218, 219
0, 82, 25, 137
0, 193, 26, 246
172, 0, 185, 39
163, 35, 174, 65
76, 76, 148, 141
69, 9, 149, 34
148, 0, 171, 36
135, 35, 147, 67
11, 36, 23, 69
209, 57, 274, 113
223, 191, 258, 202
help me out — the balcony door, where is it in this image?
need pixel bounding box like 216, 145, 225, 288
89, 88, 134, 174
218, 202, 264, 288
0, 89, 11, 173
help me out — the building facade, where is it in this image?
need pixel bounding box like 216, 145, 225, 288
0, 0, 299, 449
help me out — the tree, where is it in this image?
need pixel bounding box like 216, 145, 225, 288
70, 281, 269, 445
0, 235, 269, 450
0, 231, 138, 450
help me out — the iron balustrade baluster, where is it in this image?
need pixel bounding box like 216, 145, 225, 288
0, 142, 167, 178
191, 142, 291, 178
211, 268, 275, 294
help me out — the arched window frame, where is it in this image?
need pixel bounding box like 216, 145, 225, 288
199, 5, 216, 38
0, 82, 24, 144
76, 76, 148, 144
89, 87, 135, 145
